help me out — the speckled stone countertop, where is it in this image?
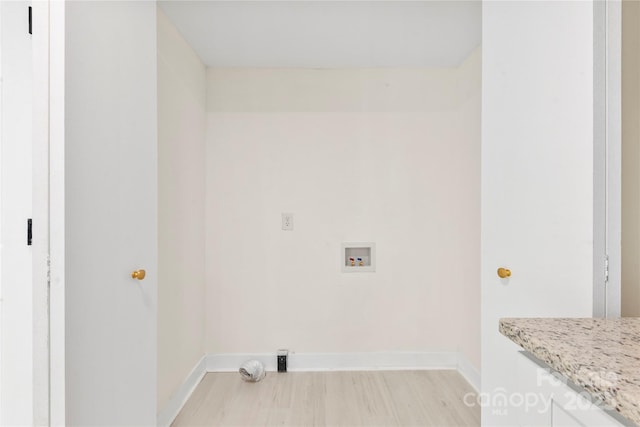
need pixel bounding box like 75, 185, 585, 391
500, 317, 640, 425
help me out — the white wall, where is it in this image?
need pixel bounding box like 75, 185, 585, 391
157, 8, 206, 410
204, 50, 480, 369
622, 0, 640, 317
481, 2, 594, 425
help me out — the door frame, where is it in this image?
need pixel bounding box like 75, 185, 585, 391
39, 0, 622, 424
32, 1, 50, 424
24, 0, 66, 424
48, 0, 65, 424
593, 0, 622, 318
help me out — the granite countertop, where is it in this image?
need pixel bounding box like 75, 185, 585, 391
500, 317, 640, 425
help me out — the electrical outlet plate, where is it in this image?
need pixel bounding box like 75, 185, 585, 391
282, 213, 293, 230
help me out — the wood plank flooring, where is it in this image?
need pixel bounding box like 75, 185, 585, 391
172, 370, 480, 426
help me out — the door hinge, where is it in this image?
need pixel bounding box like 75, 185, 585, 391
604, 255, 609, 283
27, 218, 32, 246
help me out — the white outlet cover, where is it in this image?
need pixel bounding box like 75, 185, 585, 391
282, 213, 294, 231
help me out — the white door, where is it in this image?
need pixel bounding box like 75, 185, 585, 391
481, 2, 595, 426
0, 2, 34, 425
61, 1, 158, 425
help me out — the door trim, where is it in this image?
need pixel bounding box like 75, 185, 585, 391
594, 0, 607, 317
606, 0, 622, 318
48, 0, 65, 424
593, 0, 621, 318
32, 1, 51, 424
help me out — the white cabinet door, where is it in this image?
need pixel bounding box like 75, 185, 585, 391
516, 352, 628, 427
550, 393, 628, 427
63, 1, 158, 425
552, 403, 588, 427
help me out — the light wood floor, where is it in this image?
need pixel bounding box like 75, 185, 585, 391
172, 370, 480, 426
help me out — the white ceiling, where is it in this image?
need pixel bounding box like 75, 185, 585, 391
159, 1, 481, 68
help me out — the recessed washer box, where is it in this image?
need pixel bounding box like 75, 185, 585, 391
341, 242, 376, 273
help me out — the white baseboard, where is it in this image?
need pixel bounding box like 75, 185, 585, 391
160, 351, 479, 426
206, 351, 459, 372
157, 355, 207, 427
457, 352, 481, 392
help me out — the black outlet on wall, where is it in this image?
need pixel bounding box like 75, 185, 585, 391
277, 350, 288, 372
